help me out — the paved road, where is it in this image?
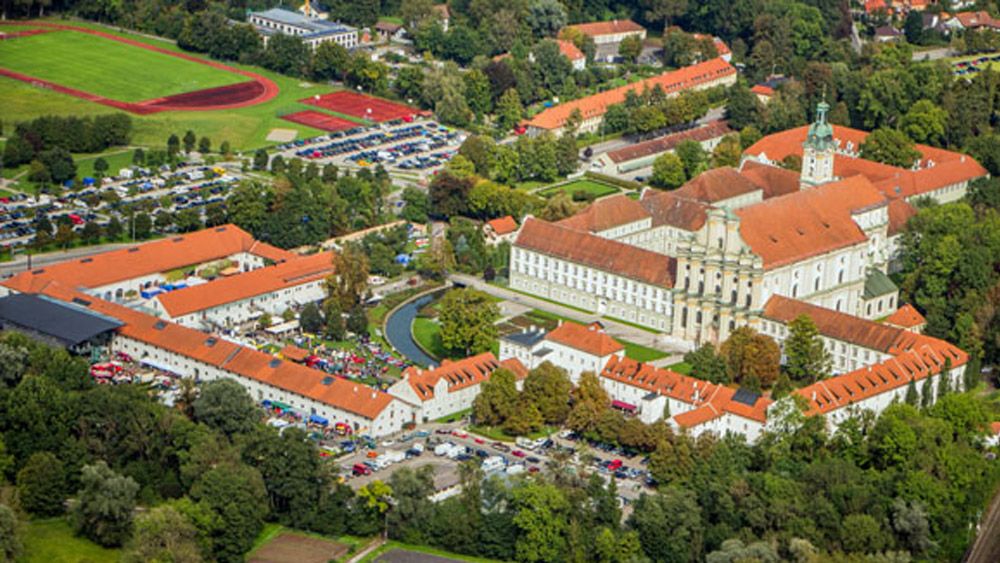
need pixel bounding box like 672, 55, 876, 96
913, 47, 955, 61
449, 273, 686, 354
966, 484, 1000, 563
0, 241, 135, 278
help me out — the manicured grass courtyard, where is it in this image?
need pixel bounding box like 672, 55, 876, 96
619, 340, 669, 362
0, 30, 244, 101
539, 179, 620, 199
412, 317, 447, 360
19, 518, 121, 563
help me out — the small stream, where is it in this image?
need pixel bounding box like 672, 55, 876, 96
383, 290, 445, 369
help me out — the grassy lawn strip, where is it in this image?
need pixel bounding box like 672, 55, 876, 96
434, 407, 471, 423
619, 340, 668, 362
359, 541, 501, 563
668, 361, 693, 375
539, 179, 620, 199
412, 317, 447, 360
468, 424, 555, 443
0, 30, 243, 101
20, 518, 121, 563
75, 149, 136, 179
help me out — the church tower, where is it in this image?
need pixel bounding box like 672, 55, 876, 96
799, 100, 836, 189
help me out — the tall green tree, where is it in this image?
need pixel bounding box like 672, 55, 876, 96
16, 451, 67, 516
437, 288, 499, 356
784, 314, 831, 383
123, 505, 203, 563
71, 461, 139, 547
192, 379, 259, 438
522, 362, 572, 425
472, 368, 519, 426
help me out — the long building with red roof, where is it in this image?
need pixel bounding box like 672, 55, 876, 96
525, 57, 737, 136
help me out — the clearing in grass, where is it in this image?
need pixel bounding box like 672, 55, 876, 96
19, 518, 121, 563
0, 29, 244, 102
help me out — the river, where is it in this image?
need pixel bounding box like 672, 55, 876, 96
383, 290, 443, 369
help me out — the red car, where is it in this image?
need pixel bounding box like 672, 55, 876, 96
474, 437, 486, 444
512, 450, 526, 458
451, 429, 468, 438
607, 459, 623, 471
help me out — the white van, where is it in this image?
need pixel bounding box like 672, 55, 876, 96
481, 456, 506, 473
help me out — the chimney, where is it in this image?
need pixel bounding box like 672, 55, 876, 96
811, 391, 816, 402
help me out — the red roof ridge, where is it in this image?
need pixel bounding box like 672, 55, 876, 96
545, 321, 624, 356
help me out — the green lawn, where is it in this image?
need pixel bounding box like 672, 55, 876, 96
412, 317, 447, 360
0, 19, 341, 150
0, 30, 244, 101
20, 518, 121, 563
619, 340, 668, 362
468, 424, 555, 443
75, 149, 136, 178
667, 361, 693, 375
360, 541, 501, 563
538, 179, 620, 199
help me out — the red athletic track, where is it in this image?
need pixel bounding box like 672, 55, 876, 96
280, 110, 359, 132
301, 91, 421, 123
0, 28, 56, 39
0, 21, 278, 114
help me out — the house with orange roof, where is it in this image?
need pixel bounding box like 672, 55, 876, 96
557, 39, 586, 70
484, 216, 519, 245
387, 352, 528, 421
0, 224, 296, 303
750, 84, 775, 103
148, 251, 334, 329
595, 120, 732, 175
500, 320, 626, 383
564, 19, 646, 62
525, 57, 736, 136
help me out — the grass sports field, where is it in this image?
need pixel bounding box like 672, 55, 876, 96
0, 29, 243, 101
539, 179, 621, 199
0, 19, 343, 150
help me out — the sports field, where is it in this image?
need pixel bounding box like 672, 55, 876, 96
0, 29, 243, 101
539, 179, 620, 199
0, 20, 339, 150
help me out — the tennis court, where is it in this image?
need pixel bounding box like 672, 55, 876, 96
301, 91, 419, 122
281, 110, 360, 132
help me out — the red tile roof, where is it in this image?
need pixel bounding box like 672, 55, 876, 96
763, 295, 906, 353
402, 352, 508, 401
545, 321, 624, 356
605, 120, 732, 164
639, 190, 709, 231
557, 194, 649, 232
673, 167, 761, 203
557, 39, 585, 61
736, 176, 887, 269
738, 161, 801, 199
600, 355, 771, 425
954, 11, 1000, 29
515, 217, 676, 287
884, 304, 926, 329
156, 251, 334, 317
744, 125, 988, 201
486, 216, 518, 236
566, 19, 645, 37
750, 84, 775, 97
27, 281, 397, 420
887, 199, 917, 236
527, 58, 735, 131
280, 344, 311, 362
3, 225, 295, 293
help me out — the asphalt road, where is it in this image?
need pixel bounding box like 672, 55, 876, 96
966, 483, 1000, 563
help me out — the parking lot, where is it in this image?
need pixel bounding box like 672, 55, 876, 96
273, 119, 464, 177
0, 164, 242, 251
337, 424, 655, 507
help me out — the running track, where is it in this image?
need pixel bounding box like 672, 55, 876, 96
0, 21, 278, 114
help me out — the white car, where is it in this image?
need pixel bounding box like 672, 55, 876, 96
381, 439, 395, 447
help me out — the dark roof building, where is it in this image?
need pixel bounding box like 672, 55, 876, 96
0, 293, 122, 350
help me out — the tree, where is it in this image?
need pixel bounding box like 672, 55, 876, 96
675, 140, 707, 178
629, 487, 703, 563
496, 88, 525, 133
684, 344, 728, 383
437, 288, 499, 356
197, 137, 211, 154
651, 152, 686, 189
387, 466, 435, 543
511, 482, 570, 562
711, 135, 743, 168
905, 379, 919, 406
39, 147, 76, 184
526, 0, 567, 38
618, 34, 643, 63
400, 187, 430, 223
132, 212, 153, 240
312, 41, 350, 81
567, 371, 610, 435
347, 303, 368, 336
253, 149, 268, 171
323, 300, 346, 341
167, 134, 181, 158
840, 513, 886, 554
123, 505, 203, 563
429, 172, 475, 219
328, 245, 370, 309
555, 133, 579, 176
0, 340, 29, 389
300, 302, 323, 333
504, 402, 544, 436
0, 504, 21, 562
860, 127, 921, 168
93, 156, 109, 177
522, 362, 572, 425
242, 428, 326, 527
106, 216, 123, 240
901, 100, 947, 146
81, 220, 102, 244
189, 463, 269, 562
473, 368, 519, 426
720, 327, 780, 389
193, 379, 259, 438
72, 461, 139, 547
16, 451, 67, 516
785, 314, 831, 382
644, 0, 688, 30
219, 141, 231, 157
